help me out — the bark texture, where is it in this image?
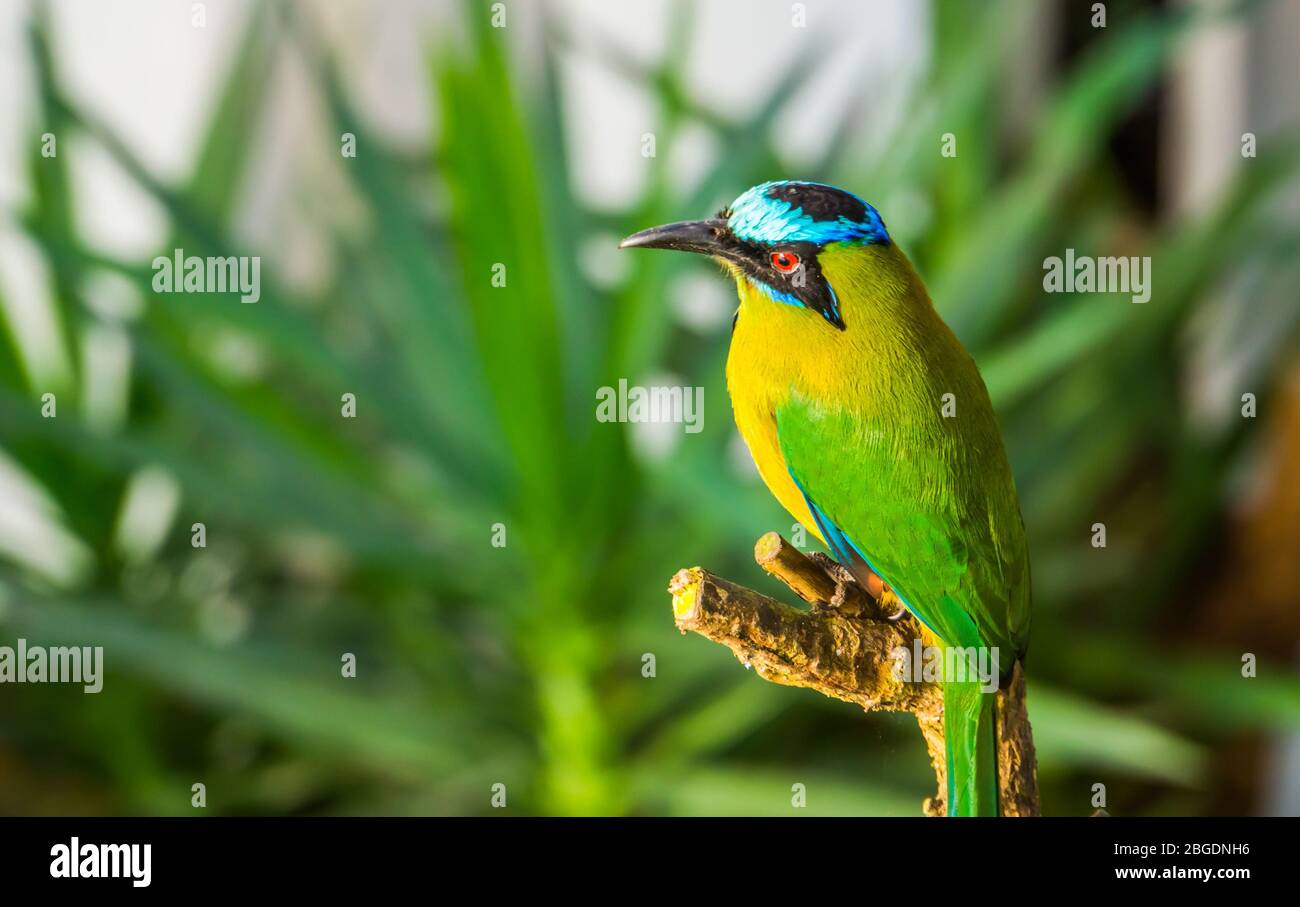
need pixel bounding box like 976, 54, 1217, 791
668, 532, 1040, 816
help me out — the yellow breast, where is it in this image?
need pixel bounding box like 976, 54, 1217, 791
721, 243, 916, 546
724, 280, 826, 544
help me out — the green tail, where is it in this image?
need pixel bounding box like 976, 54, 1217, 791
944, 677, 999, 816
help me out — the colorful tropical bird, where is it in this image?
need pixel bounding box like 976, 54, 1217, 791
621, 181, 1031, 816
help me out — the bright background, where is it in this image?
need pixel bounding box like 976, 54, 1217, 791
1, 0, 1299, 816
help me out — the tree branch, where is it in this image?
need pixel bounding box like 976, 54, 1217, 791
668, 533, 1040, 816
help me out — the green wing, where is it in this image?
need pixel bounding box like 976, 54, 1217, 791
776, 395, 1029, 660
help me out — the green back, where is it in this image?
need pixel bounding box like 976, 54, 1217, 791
773, 292, 1031, 660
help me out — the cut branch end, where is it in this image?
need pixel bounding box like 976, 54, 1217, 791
668, 534, 1040, 817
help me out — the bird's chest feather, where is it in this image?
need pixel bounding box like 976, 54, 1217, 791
719, 247, 1030, 656
724, 285, 877, 541
722, 254, 960, 539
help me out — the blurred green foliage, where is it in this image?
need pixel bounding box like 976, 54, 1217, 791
1, 0, 1299, 816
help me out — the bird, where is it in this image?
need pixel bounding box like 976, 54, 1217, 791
621, 180, 1031, 817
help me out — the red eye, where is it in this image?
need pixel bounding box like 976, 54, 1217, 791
771, 251, 800, 273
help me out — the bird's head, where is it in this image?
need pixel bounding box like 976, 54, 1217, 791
619, 180, 889, 331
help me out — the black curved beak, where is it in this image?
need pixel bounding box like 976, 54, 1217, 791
619, 218, 733, 258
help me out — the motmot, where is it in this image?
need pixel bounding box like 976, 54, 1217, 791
621, 181, 1031, 817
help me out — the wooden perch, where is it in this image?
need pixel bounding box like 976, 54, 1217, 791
669, 532, 1040, 817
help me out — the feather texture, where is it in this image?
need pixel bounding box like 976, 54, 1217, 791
725, 239, 1030, 816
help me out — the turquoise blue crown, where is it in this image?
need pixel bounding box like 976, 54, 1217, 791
726, 180, 889, 246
